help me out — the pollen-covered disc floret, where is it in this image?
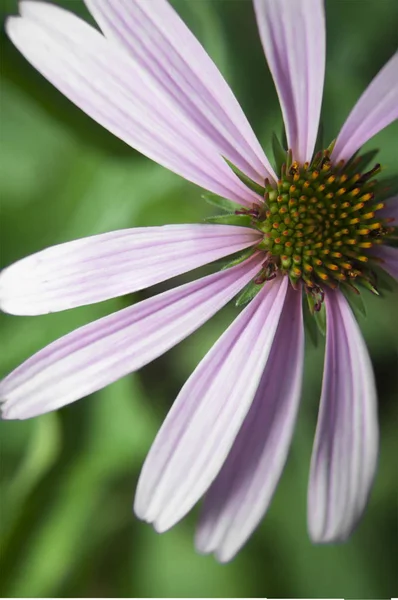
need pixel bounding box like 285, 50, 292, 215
256, 150, 394, 292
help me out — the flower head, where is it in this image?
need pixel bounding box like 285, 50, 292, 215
1, 0, 397, 562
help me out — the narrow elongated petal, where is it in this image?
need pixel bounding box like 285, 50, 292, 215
332, 53, 398, 164
0, 254, 263, 420
253, 0, 325, 163
6, 3, 260, 205
0, 224, 260, 315
371, 245, 398, 281
195, 284, 304, 562
84, 0, 276, 184
308, 290, 378, 542
134, 276, 289, 532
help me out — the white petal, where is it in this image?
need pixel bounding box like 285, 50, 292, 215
308, 290, 379, 542
0, 224, 261, 315
0, 254, 264, 420
84, 0, 276, 184
332, 53, 398, 164
254, 0, 325, 163
134, 276, 289, 532
6, 2, 261, 205
195, 283, 304, 562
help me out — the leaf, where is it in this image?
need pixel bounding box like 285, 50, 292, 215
314, 301, 327, 337
271, 131, 287, 175
204, 213, 252, 226
314, 121, 324, 155
326, 138, 336, 155
374, 174, 398, 202
341, 286, 367, 318
302, 297, 319, 347
306, 291, 327, 336
281, 124, 288, 150
235, 280, 264, 307
344, 148, 380, 176
373, 264, 396, 293
202, 192, 243, 213
223, 158, 266, 197
220, 247, 256, 271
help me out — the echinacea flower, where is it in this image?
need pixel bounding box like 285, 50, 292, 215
1, 0, 397, 562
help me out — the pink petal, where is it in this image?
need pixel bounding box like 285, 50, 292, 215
253, 0, 325, 163
134, 276, 289, 533
308, 290, 378, 542
332, 53, 398, 164
0, 224, 261, 315
195, 283, 304, 562
6, 2, 260, 205
0, 254, 263, 420
84, 0, 276, 185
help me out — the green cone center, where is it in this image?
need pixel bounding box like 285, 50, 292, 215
256, 153, 391, 289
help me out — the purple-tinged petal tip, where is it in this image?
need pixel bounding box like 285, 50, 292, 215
84, 0, 276, 184
254, 0, 325, 164
332, 52, 398, 164
308, 290, 379, 543
134, 276, 290, 532
6, 1, 263, 205
0, 225, 260, 315
195, 283, 304, 562
0, 254, 263, 420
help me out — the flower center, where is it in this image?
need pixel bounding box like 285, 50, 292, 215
253, 150, 393, 291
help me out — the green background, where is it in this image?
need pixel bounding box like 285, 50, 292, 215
0, 0, 397, 597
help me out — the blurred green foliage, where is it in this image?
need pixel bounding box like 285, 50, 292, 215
0, 0, 397, 597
